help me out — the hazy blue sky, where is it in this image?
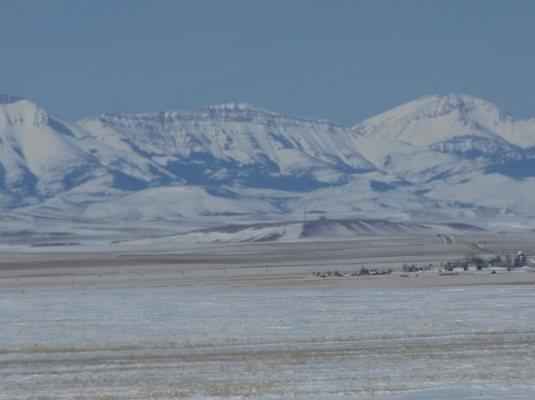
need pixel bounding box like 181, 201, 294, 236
1, 0, 534, 124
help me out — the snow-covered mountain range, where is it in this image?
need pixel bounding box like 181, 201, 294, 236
1, 93, 535, 224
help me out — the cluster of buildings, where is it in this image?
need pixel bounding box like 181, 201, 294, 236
313, 251, 533, 279
441, 252, 530, 273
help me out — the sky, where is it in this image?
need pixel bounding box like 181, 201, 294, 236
1, 0, 534, 125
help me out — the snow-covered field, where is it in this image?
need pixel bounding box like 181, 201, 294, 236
1, 239, 534, 399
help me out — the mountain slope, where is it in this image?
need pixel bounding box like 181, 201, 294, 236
127, 217, 484, 246
353, 94, 535, 183
0, 96, 102, 205
351, 94, 535, 218
78, 103, 375, 190
2, 93, 535, 224
0, 96, 178, 209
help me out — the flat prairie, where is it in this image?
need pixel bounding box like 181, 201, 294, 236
1, 234, 534, 399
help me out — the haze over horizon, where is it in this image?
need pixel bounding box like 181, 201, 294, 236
1, 0, 535, 125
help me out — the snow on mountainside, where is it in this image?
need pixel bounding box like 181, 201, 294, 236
0, 96, 179, 210
0, 97, 101, 205
352, 94, 535, 218
355, 94, 535, 147
128, 217, 484, 246
353, 94, 535, 182
2, 93, 535, 224
78, 103, 374, 189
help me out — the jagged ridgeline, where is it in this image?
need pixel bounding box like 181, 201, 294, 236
1, 94, 535, 220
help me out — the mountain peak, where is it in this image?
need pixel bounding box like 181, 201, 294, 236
0, 96, 50, 128
89, 102, 276, 120
197, 102, 285, 119
401, 93, 503, 116
433, 93, 483, 103
1, 92, 535, 221
428, 93, 503, 113
186, 103, 341, 127
85, 102, 342, 129
0, 94, 25, 105
356, 93, 508, 131
207, 102, 262, 112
